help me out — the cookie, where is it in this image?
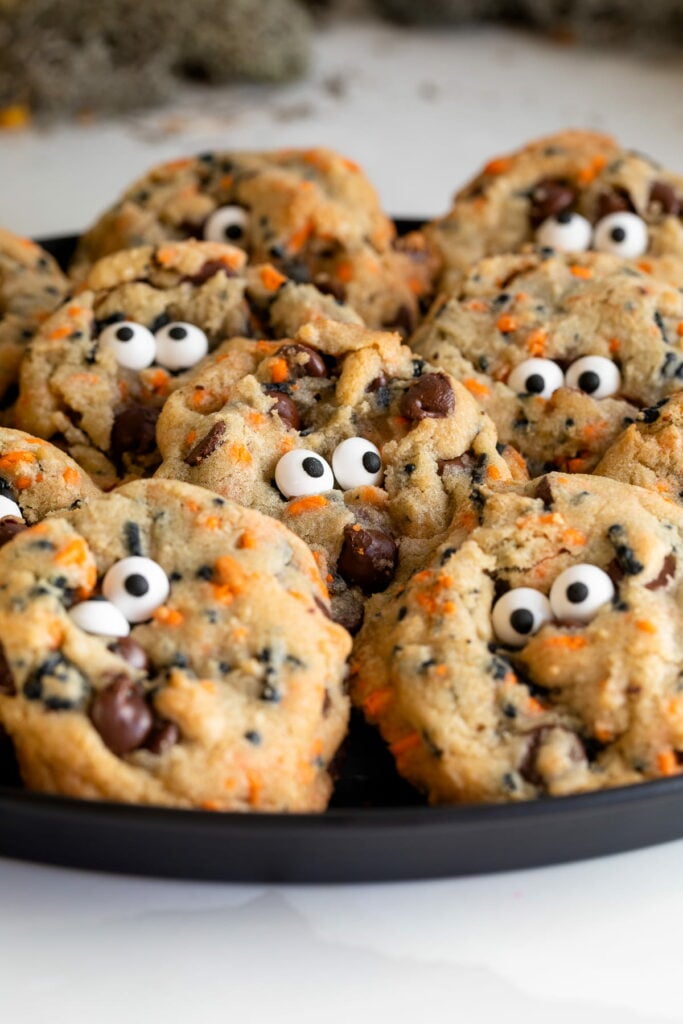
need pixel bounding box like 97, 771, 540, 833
595, 392, 683, 501
17, 239, 360, 489
70, 147, 430, 332
352, 472, 683, 803
411, 248, 683, 475
155, 318, 520, 632
0, 427, 99, 548
0, 227, 68, 410
0, 478, 350, 811
425, 129, 683, 291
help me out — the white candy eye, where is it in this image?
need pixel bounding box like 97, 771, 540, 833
593, 212, 648, 258
0, 494, 22, 520
536, 211, 592, 253
101, 321, 156, 371
331, 438, 383, 490
549, 564, 615, 623
102, 556, 170, 624
69, 599, 130, 638
508, 358, 565, 399
565, 355, 621, 399
492, 587, 553, 647
203, 205, 250, 245
275, 449, 334, 499
154, 322, 209, 371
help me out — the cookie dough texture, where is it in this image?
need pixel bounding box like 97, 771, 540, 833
595, 393, 683, 501
0, 478, 350, 811
0, 0, 311, 116
411, 249, 683, 475
155, 318, 519, 631
0, 227, 68, 409
425, 130, 683, 290
352, 473, 683, 803
17, 239, 359, 490
71, 148, 430, 332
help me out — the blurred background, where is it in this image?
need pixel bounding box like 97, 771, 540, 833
1, 0, 683, 234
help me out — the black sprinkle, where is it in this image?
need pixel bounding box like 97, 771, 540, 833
607, 524, 644, 576
654, 310, 669, 344
196, 565, 214, 580
404, 463, 416, 475
439, 547, 456, 566
123, 521, 143, 557
397, 606, 408, 621
245, 730, 261, 745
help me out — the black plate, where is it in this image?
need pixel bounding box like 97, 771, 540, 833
2, 228, 683, 884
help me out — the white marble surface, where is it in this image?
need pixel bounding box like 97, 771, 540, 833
3, 20, 683, 1023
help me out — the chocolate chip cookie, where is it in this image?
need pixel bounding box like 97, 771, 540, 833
411, 248, 683, 475
17, 239, 360, 490
155, 318, 520, 632
425, 129, 683, 291
352, 472, 683, 803
70, 147, 430, 332
595, 392, 683, 501
0, 478, 350, 811
0, 227, 68, 411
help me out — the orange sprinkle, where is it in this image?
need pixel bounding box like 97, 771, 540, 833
609, 337, 621, 354
463, 377, 491, 399
0, 451, 36, 471
567, 457, 589, 473
156, 245, 179, 267
363, 689, 394, 717
570, 265, 593, 280
185, 429, 197, 448
287, 219, 314, 254
55, 537, 89, 569
62, 467, 80, 487
285, 495, 328, 516
635, 619, 657, 635
496, 314, 520, 334
227, 443, 252, 466
336, 261, 354, 284
237, 531, 258, 550
146, 369, 171, 396
526, 697, 545, 715
577, 155, 607, 185
487, 464, 503, 482
198, 515, 222, 531
390, 732, 422, 757
270, 357, 289, 384
14, 475, 32, 490
542, 634, 587, 650
47, 324, 72, 341
483, 156, 512, 176
0, 104, 30, 130
464, 299, 487, 313
562, 527, 587, 547
259, 265, 287, 291
525, 328, 548, 357
657, 749, 678, 777
152, 606, 184, 627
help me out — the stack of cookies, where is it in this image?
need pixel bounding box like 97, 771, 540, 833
3, 134, 683, 811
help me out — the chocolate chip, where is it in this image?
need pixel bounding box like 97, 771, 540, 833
595, 189, 634, 220
90, 676, 153, 756
0, 518, 26, 549
279, 343, 327, 379
0, 643, 15, 696
520, 726, 586, 788
184, 421, 227, 466
263, 387, 301, 430
312, 276, 347, 303
534, 477, 554, 509
437, 452, 476, 476
529, 178, 576, 226
183, 259, 236, 286
337, 525, 398, 594
110, 405, 159, 466
107, 636, 150, 673
645, 553, 677, 591
649, 181, 680, 217
143, 719, 180, 755
400, 373, 455, 421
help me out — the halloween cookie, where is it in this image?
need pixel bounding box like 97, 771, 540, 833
70, 147, 430, 332
0, 478, 350, 811
16, 239, 360, 490
595, 392, 683, 501
425, 129, 683, 291
0, 227, 68, 411
411, 248, 683, 475
155, 318, 520, 632
352, 472, 683, 803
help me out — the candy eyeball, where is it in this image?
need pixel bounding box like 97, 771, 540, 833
565, 355, 621, 399
508, 358, 565, 399
69, 598, 130, 638
102, 556, 170, 624
0, 494, 22, 520
593, 211, 648, 258
549, 564, 615, 623
331, 438, 383, 490
492, 587, 553, 647
203, 205, 250, 245
275, 449, 334, 499
101, 321, 156, 371
154, 322, 209, 371
535, 211, 592, 253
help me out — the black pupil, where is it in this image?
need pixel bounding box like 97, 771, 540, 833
116, 326, 135, 342
362, 451, 381, 474
556, 210, 573, 224
125, 573, 150, 597
224, 223, 244, 240
302, 457, 324, 479
610, 226, 627, 243
168, 326, 188, 341
566, 581, 589, 604
510, 608, 534, 635
525, 373, 546, 394
578, 370, 600, 394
